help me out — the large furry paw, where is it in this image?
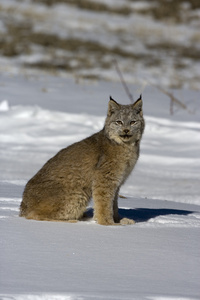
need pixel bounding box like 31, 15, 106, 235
97, 219, 116, 226
120, 218, 135, 225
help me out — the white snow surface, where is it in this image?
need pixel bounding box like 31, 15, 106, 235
0, 73, 200, 299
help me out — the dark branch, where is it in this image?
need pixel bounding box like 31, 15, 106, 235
113, 59, 134, 103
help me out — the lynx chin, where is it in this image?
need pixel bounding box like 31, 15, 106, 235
20, 96, 145, 225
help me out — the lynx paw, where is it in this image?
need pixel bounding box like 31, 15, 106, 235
97, 219, 116, 226
120, 218, 135, 225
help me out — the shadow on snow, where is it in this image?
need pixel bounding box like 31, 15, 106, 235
85, 207, 193, 223
118, 208, 193, 223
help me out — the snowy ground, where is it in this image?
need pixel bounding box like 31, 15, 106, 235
0, 72, 200, 299
0, 0, 200, 298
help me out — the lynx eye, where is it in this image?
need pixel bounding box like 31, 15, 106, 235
115, 120, 123, 126
130, 121, 136, 125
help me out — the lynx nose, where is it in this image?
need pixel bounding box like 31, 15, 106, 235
124, 129, 130, 134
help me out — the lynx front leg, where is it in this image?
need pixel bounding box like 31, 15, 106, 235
92, 183, 116, 225
113, 188, 120, 223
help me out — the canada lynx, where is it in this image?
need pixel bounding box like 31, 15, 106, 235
20, 96, 145, 225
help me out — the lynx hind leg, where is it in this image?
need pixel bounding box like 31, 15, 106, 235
20, 191, 90, 222
22, 201, 87, 222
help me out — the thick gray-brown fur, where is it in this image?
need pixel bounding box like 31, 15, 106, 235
20, 96, 145, 225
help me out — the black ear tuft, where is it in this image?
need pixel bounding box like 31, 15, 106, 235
110, 95, 114, 101
133, 95, 143, 114
108, 96, 120, 116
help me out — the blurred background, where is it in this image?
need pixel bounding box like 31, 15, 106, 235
0, 0, 200, 90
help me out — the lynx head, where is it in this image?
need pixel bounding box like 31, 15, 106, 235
104, 96, 145, 145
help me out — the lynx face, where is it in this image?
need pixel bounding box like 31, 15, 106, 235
104, 96, 145, 145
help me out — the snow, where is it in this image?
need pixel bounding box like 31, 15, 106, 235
0, 1, 200, 298
0, 72, 200, 300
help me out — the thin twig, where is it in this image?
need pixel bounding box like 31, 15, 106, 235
150, 82, 191, 114
113, 59, 134, 103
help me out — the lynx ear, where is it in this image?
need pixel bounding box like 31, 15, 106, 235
108, 96, 120, 116
133, 94, 143, 115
